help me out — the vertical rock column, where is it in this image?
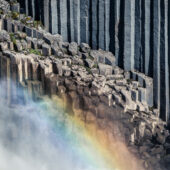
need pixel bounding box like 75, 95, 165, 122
0, 18, 2, 31
73, 0, 80, 43
0, 55, 8, 101
104, 0, 110, 51
160, 0, 169, 121
6, 57, 11, 105
143, 0, 151, 76
123, 0, 135, 71
25, 0, 28, 16
153, 0, 161, 113
113, 0, 120, 63
10, 55, 20, 104
59, 0, 68, 41
80, 0, 89, 43
31, 0, 35, 19
91, 0, 98, 49
67, 0, 74, 42
134, 0, 142, 72
98, 0, 105, 49
169, 0, 170, 123
44, 0, 50, 32
50, 0, 58, 34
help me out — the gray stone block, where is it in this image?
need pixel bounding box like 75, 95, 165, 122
14, 40, 22, 52
7, 20, 12, 32
51, 44, 59, 55
124, 71, 130, 79
8, 41, 14, 50
98, 63, 112, 76
12, 22, 18, 32
137, 73, 145, 87
43, 33, 54, 45
0, 19, 2, 31
32, 29, 37, 38
131, 90, 138, 102
84, 59, 94, 68
18, 24, 25, 32
98, 55, 105, 64
37, 30, 44, 39
25, 26, 33, 37
144, 77, 153, 107
37, 39, 44, 49
42, 43, 51, 56
80, 43, 90, 53
104, 52, 115, 66
3, 19, 7, 31
31, 38, 38, 49
138, 88, 146, 104
131, 71, 137, 81
21, 39, 27, 50
68, 42, 78, 56
26, 37, 32, 49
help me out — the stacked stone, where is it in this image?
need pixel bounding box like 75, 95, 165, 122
0, 47, 170, 169
1, 1, 170, 169
0, 17, 154, 115
16, 0, 170, 123
0, 4, 156, 117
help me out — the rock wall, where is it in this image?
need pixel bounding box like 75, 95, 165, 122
18, 0, 170, 123
0, 3, 170, 168
0, 34, 169, 170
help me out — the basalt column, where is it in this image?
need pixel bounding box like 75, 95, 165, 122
80, 0, 89, 44
123, 0, 135, 71
44, 0, 49, 32
159, 0, 169, 121
153, 0, 161, 115
18, 0, 170, 122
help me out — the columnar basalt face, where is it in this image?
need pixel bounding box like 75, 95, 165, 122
1, 1, 170, 168
17, 0, 170, 123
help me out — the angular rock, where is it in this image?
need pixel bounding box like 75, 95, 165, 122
84, 58, 94, 68
131, 90, 138, 102
80, 43, 90, 53
43, 33, 54, 45
98, 63, 112, 76
25, 26, 33, 37
14, 40, 22, 52
68, 42, 78, 56
42, 43, 51, 56
0, 30, 10, 42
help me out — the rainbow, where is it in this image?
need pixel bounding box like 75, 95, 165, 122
0, 80, 144, 170
22, 95, 144, 170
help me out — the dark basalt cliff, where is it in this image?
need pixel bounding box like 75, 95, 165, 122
18, 0, 170, 123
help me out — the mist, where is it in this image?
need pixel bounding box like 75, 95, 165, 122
0, 80, 111, 170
